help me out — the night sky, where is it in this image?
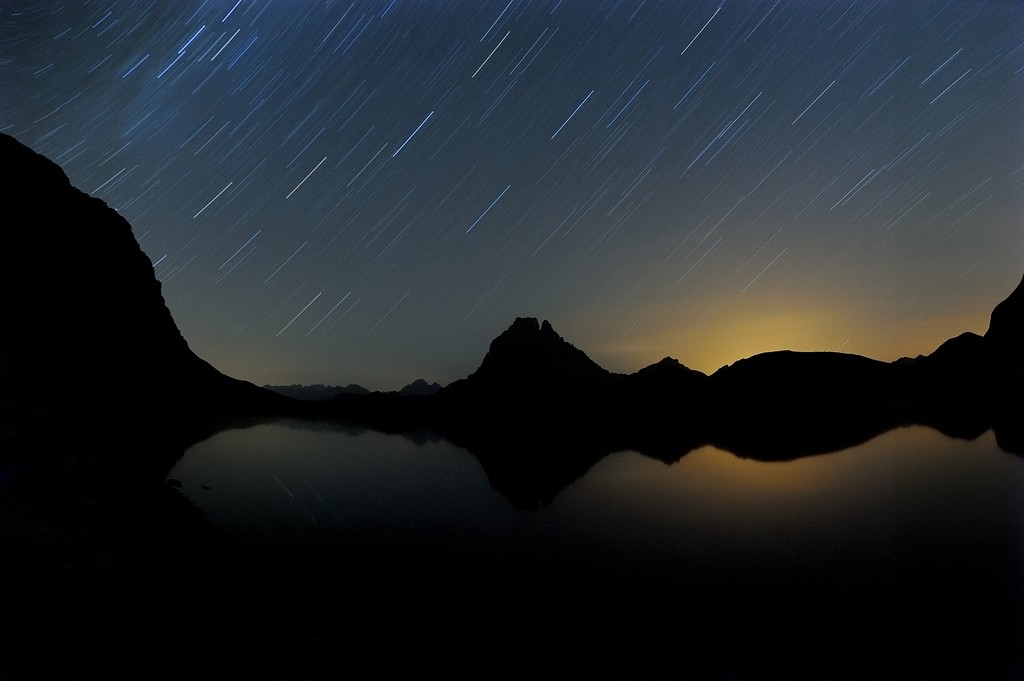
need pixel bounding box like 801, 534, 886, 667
3, 1, 1022, 390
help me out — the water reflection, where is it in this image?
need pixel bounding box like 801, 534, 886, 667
560, 426, 1023, 568
173, 422, 1024, 540
171, 419, 503, 541
168, 421, 1024, 679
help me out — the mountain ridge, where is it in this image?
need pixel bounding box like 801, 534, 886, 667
2, 129, 1020, 503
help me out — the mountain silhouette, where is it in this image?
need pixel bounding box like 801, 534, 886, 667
2, 128, 1020, 502
1, 132, 1022, 681
265, 383, 370, 400
440, 316, 611, 400
0, 132, 299, 681
324, 277, 1022, 505
988, 273, 1023, 336
0, 132, 286, 480
985, 272, 1024, 386
334, 276, 1013, 505
626, 355, 708, 393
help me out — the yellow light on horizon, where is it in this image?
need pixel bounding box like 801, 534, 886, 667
591, 289, 991, 376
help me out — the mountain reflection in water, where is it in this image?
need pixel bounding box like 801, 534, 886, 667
169, 421, 1024, 680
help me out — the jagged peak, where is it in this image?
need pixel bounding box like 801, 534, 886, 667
399, 378, 443, 396
466, 316, 608, 385
499, 317, 559, 339
508, 316, 541, 332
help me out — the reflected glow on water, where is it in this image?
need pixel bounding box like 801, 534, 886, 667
558, 426, 1024, 571
171, 421, 1024, 571
168, 420, 1024, 677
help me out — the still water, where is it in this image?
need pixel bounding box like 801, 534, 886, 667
168, 420, 1024, 679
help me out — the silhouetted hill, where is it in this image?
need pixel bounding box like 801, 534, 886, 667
709, 350, 894, 397
0, 132, 287, 476
628, 355, 708, 390
915, 274, 1022, 387
880, 275, 1023, 447
700, 350, 907, 458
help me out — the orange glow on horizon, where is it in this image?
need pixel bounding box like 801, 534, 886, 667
591, 290, 992, 376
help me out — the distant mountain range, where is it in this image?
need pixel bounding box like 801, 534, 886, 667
265, 383, 371, 400
265, 379, 442, 400
2, 129, 1020, 508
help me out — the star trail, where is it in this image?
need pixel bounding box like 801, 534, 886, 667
2, 1, 1022, 389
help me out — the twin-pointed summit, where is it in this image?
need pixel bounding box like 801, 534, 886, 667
443, 317, 610, 400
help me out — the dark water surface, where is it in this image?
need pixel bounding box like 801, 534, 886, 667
169, 422, 1024, 680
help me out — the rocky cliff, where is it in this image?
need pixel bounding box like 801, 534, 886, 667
0, 132, 284, 473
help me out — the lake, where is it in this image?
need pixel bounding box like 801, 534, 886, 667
168, 420, 1024, 680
